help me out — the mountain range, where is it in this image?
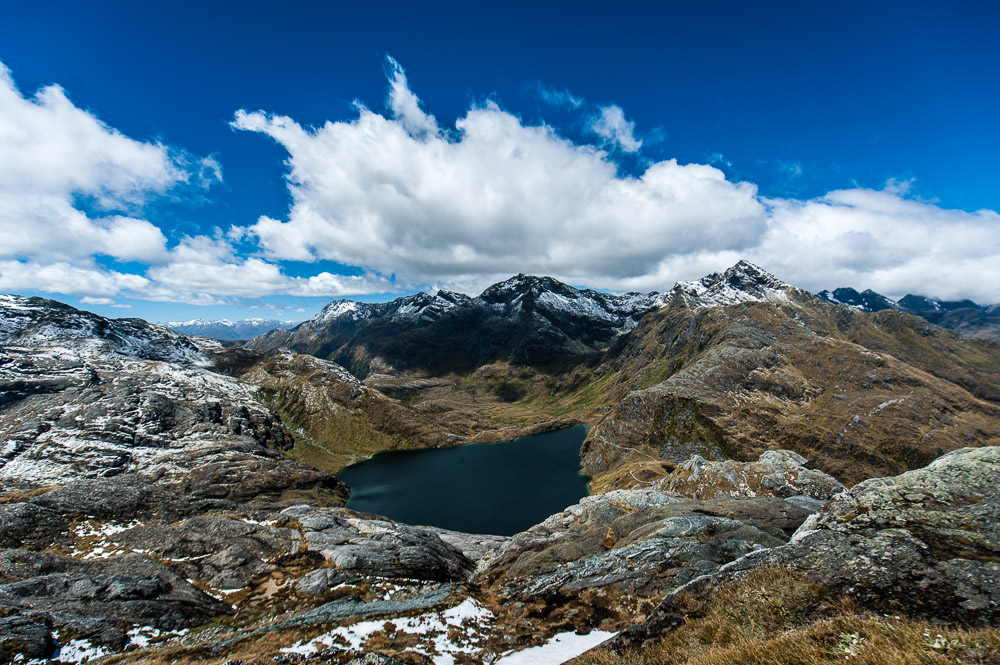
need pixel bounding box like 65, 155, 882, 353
163, 317, 299, 340
1, 261, 998, 663
817, 285, 1000, 341
246, 261, 795, 377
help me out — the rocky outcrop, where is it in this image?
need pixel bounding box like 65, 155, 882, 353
477, 488, 815, 606
0, 549, 230, 656
0, 299, 349, 503
611, 446, 1000, 652
593, 449, 845, 501
284, 505, 474, 582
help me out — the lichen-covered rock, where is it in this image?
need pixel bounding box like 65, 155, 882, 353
284, 506, 474, 582
0, 549, 231, 652
766, 445, 1000, 623
654, 450, 846, 500
477, 489, 815, 602
616, 446, 1000, 650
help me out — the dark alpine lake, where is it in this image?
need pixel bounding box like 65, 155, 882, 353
337, 424, 590, 536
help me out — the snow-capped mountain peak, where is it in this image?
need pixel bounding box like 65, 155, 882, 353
671, 260, 792, 309
816, 287, 898, 312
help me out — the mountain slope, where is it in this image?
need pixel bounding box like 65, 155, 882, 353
0, 295, 347, 502
247, 276, 666, 376
580, 269, 1000, 489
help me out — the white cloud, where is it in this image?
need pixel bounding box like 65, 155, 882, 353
233, 62, 764, 292
0, 260, 151, 298
232, 59, 1000, 304
0, 61, 215, 267
385, 56, 438, 137
3, 57, 999, 308
750, 188, 1000, 302
590, 104, 642, 152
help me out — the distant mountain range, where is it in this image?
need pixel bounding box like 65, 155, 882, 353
245, 261, 795, 376
816, 286, 1000, 341
163, 317, 299, 340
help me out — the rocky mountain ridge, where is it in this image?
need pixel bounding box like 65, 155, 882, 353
246, 262, 794, 377
0, 294, 347, 503
818, 285, 1000, 341
581, 280, 1000, 489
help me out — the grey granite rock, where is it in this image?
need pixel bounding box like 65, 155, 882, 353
296, 568, 350, 595
478, 489, 813, 601
612, 446, 1000, 651
0, 613, 55, 661
652, 450, 846, 500
283, 506, 474, 582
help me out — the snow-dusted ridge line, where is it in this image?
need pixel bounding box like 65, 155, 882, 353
1, 294, 211, 367
302, 263, 787, 332
164, 317, 298, 327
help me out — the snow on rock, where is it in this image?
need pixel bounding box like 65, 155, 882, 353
494, 630, 617, 665
281, 597, 494, 664
0, 294, 210, 367
672, 260, 792, 310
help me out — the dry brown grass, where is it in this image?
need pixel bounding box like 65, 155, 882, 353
0, 485, 56, 503
575, 568, 1000, 665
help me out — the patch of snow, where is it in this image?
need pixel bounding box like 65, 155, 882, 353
494, 630, 617, 665
869, 398, 905, 415
281, 597, 494, 663
50, 637, 110, 664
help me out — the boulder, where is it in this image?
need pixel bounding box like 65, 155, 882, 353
657, 450, 846, 500
284, 506, 474, 582
615, 446, 1000, 650
478, 489, 816, 601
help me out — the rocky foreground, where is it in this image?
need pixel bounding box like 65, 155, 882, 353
1, 444, 996, 663
2, 269, 999, 664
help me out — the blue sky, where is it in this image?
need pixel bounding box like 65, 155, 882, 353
1, 0, 998, 322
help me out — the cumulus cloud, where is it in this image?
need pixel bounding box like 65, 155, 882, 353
4, 56, 1000, 307
0, 63, 219, 268
233, 59, 764, 292
144, 235, 391, 299
0, 260, 151, 298
590, 104, 642, 152
230, 57, 1000, 304
385, 56, 438, 137
751, 188, 1000, 302
0, 61, 396, 305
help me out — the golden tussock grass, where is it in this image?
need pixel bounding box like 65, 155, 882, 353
575, 568, 1000, 665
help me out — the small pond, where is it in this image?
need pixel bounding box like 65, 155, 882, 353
337, 424, 590, 536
